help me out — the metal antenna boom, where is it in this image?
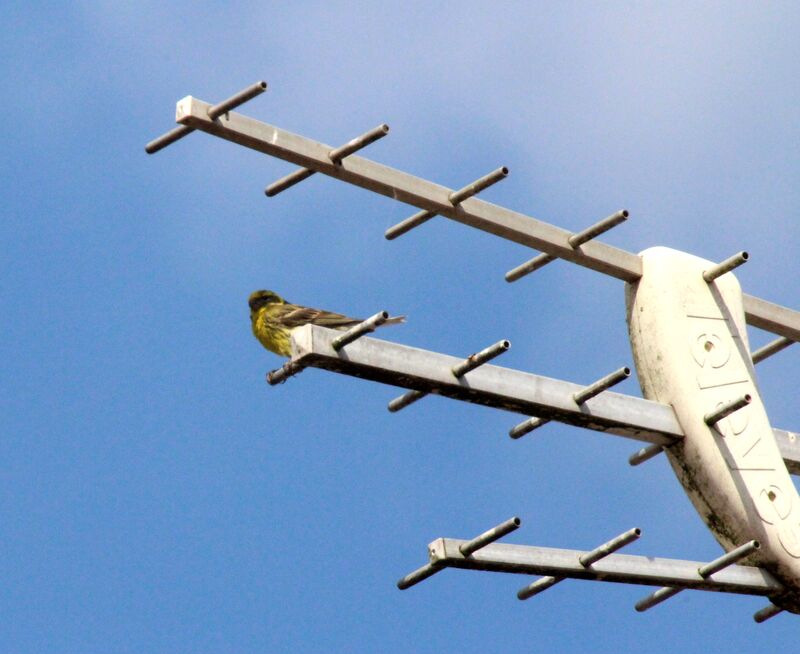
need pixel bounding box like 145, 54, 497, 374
166, 92, 800, 342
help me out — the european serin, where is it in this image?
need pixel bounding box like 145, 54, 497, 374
249, 290, 404, 356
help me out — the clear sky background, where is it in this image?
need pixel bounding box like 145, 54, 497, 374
3, 2, 800, 652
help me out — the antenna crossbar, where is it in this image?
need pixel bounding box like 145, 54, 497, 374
419, 538, 782, 597
175, 96, 642, 280
290, 324, 679, 445
285, 325, 800, 473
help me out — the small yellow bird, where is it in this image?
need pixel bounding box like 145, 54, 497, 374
249, 290, 405, 356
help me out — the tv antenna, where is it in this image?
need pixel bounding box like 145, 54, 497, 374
147, 80, 800, 622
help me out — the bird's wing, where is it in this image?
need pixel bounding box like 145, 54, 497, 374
279, 304, 361, 329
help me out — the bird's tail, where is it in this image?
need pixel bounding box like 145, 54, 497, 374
384, 315, 406, 325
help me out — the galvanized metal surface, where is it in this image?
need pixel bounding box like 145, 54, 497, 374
752, 336, 794, 364
579, 527, 642, 567
635, 540, 761, 611
384, 164, 508, 238
450, 340, 511, 377
504, 253, 558, 283
331, 311, 389, 351
517, 575, 563, 600
387, 339, 510, 412
506, 210, 629, 283
568, 210, 630, 248
384, 208, 437, 240
628, 443, 665, 467
266, 123, 390, 197
176, 97, 643, 280
634, 585, 684, 611
518, 528, 641, 601
699, 540, 761, 578
509, 416, 551, 439
146, 82, 266, 154
174, 96, 800, 343
631, 431, 800, 475
266, 360, 306, 386
328, 124, 390, 163
387, 388, 427, 413
572, 366, 630, 405
754, 602, 785, 623
702, 394, 752, 426
447, 167, 509, 206
459, 517, 521, 557
743, 294, 800, 342
703, 251, 749, 283
288, 325, 800, 473
426, 538, 783, 596
396, 561, 443, 590
290, 324, 681, 446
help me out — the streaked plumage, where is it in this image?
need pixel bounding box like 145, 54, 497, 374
249, 290, 404, 356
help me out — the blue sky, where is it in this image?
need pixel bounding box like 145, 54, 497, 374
3, 2, 800, 651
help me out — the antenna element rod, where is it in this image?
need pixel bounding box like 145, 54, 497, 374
703, 251, 749, 283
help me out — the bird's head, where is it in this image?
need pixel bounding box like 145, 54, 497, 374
248, 290, 285, 312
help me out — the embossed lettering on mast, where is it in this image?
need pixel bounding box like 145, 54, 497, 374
686, 306, 800, 557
